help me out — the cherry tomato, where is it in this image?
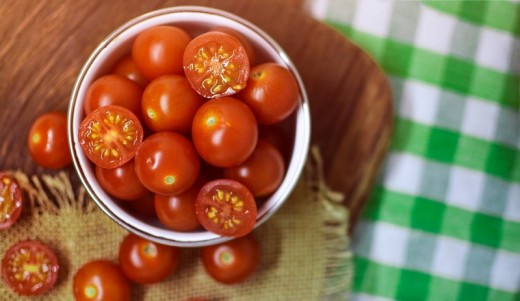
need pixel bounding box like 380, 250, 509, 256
141, 75, 204, 133
111, 54, 149, 87
95, 160, 149, 201
2, 240, 59, 296
259, 124, 292, 162
118, 233, 179, 284
213, 26, 256, 66
192, 97, 257, 168
83, 75, 143, 118
195, 179, 257, 237
78, 105, 143, 169
154, 181, 202, 232
0, 173, 23, 230
224, 139, 285, 197
201, 234, 260, 284
183, 31, 249, 98
28, 112, 71, 169
132, 25, 191, 80
134, 132, 200, 195
238, 63, 299, 124
123, 193, 156, 219
73, 260, 130, 301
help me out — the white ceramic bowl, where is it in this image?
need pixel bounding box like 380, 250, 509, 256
68, 6, 310, 247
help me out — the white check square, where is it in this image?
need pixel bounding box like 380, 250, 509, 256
370, 222, 409, 266
461, 98, 499, 141
432, 236, 470, 279
505, 184, 520, 222
490, 251, 520, 291
353, 0, 394, 37
383, 153, 424, 196
446, 167, 485, 211
415, 5, 456, 54
400, 81, 440, 125
475, 27, 514, 72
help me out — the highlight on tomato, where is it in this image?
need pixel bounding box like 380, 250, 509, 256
28, 112, 72, 169
0, 173, 23, 230
111, 54, 149, 87
95, 160, 149, 201
73, 259, 130, 301
2, 240, 59, 296
183, 31, 250, 98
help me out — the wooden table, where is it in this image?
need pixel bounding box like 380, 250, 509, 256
0, 0, 392, 230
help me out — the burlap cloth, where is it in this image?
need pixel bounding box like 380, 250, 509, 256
0, 149, 352, 300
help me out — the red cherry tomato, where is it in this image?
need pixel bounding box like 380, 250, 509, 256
28, 112, 72, 169
132, 25, 191, 80
73, 260, 130, 301
141, 74, 204, 133
213, 26, 256, 66
111, 54, 149, 87
78, 105, 143, 169
83, 74, 143, 118
0, 173, 23, 230
118, 233, 179, 284
238, 63, 299, 124
201, 234, 260, 284
195, 179, 257, 237
191, 97, 258, 168
134, 132, 200, 195
2, 240, 59, 296
154, 181, 202, 232
95, 160, 149, 201
224, 139, 285, 197
123, 193, 156, 219
183, 31, 249, 98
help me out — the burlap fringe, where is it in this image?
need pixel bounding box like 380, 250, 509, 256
307, 147, 353, 301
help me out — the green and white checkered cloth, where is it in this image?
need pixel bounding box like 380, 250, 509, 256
310, 0, 520, 300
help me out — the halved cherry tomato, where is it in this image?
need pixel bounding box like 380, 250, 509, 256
224, 139, 285, 197
201, 234, 260, 284
141, 74, 204, 133
28, 112, 72, 169
238, 62, 299, 124
0, 173, 23, 230
134, 132, 200, 195
111, 54, 149, 87
191, 97, 257, 168
73, 260, 130, 301
83, 74, 143, 118
183, 31, 249, 98
132, 25, 191, 80
195, 179, 257, 237
95, 160, 149, 201
213, 26, 256, 66
2, 240, 59, 296
118, 233, 179, 284
79, 105, 143, 169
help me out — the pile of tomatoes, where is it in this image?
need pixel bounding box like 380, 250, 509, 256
1, 23, 299, 300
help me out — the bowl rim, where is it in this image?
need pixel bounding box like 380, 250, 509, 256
67, 5, 311, 247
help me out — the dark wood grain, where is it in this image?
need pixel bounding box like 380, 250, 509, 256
0, 0, 392, 230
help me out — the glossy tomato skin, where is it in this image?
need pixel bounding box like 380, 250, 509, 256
83, 74, 143, 118
78, 105, 143, 169
183, 31, 249, 98
111, 54, 149, 87
141, 75, 204, 133
28, 112, 71, 169
195, 179, 257, 237
2, 240, 59, 296
0, 173, 23, 230
238, 63, 299, 124
118, 233, 179, 284
201, 234, 260, 284
192, 97, 258, 168
123, 193, 156, 219
73, 260, 130, 301
95, 160, 149, 201
134, 132, 200, 195
154, 181, 202, 232
224, 139, 285, 197
213, 26, 256, 66
132, 25, 191, 81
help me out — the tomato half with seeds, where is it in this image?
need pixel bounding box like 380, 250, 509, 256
183, 31, 249, 98
201, 234, 260, 284
73, 260, 130, 301
79, 105, 143, 169
118, 233, 179, 284
213, 26, 256, 66
0, 173, 23, 230
95, 160, 149, 201
192, 97, 258, 168
111, 54, 149, 87
2, 240, 59, 296
195, 179, 257, 237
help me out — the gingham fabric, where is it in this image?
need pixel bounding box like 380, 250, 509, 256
310, 1, 520, 300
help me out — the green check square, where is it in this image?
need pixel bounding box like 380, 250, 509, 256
442, 206, 472, 242
485, 143, 516, 180
364, 188, 415, 228
409, 49, 445, 84
502, 74, 520, 109
354, 258, 399, 298
442, 57, 475, 94
426, 277, 461, 301
454, 135, 489, 171
396, 269, 431, 300
501, 220, 520, 252
485, 1, 520, 36
381, 40, 414, 77
458, 1, 488, 25
350, 30, 386, 61
470, 213, 503, 249
410, 198, 445, 234
426, 128, 459, 164
457, 282, 489, 301
470, 67, 507, 107
391, 119, 432, 155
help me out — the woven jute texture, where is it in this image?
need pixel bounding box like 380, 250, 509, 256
0, 151, 352, 300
